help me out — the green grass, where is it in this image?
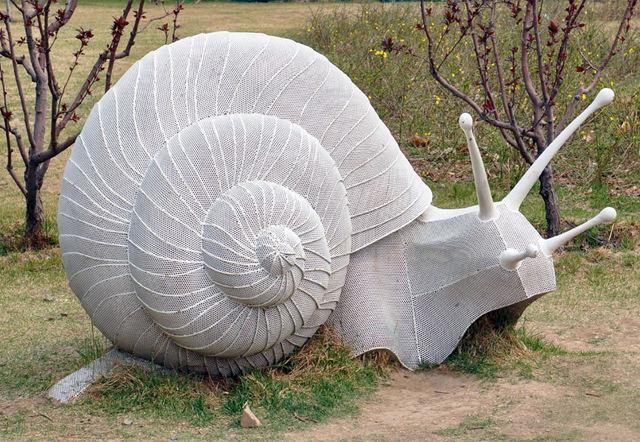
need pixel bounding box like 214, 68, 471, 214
79, 328, 382, 432
420, 321, 569, 380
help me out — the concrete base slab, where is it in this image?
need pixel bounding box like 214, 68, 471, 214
47, 348, 166, 403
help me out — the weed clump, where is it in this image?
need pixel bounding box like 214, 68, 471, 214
421, 315, 567, 379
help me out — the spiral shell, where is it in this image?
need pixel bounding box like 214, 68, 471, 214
58, 32, 430, 374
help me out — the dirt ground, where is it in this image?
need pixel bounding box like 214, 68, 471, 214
283, 308, 640, 441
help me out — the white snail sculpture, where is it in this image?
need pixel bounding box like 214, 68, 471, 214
58, 32, 617, 376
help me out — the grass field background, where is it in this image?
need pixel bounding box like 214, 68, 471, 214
0, 2, 638, 440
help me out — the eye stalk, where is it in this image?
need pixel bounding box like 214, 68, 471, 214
459, 113, 498, 221
500, 244, 539, 271
540, 207, 617, 256
503, 88, 615, 210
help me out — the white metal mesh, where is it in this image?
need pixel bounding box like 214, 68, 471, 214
58, 32, 430, 375
330, 205, 556, 368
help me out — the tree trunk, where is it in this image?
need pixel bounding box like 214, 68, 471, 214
538, 166, 560, 237
25, 163, 46, 248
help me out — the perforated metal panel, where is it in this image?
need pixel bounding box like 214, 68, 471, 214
330, 205, 556, 368
58, 32, 430, 375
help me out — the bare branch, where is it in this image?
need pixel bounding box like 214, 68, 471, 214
549, 0, 587, 103
0, 59, 26, 195
0, 34, 36, 80
2, 7, 35, 147
104, 0, 134, 93
520, 3, 542, 108
46, 0, 76, 35
420, 0, 529, 135
557, 0, 637, 132
33, 129, 78, 163
114, 0, 145, 60
486, 0, 534, 163
530, 0, 554, 142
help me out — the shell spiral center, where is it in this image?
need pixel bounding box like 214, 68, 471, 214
201, 181, 315, 308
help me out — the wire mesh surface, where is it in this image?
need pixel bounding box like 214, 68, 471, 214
58, 32, 431, 375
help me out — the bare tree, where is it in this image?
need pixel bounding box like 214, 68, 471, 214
1, 0, 184, 247
418, 0, 636, 236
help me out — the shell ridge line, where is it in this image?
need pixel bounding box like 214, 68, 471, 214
151, 51, 168, 143
113, 305, 144, 345
245, 114, 266, 180
241, 309, 263, 358
342, 135, 391, 179
147, 155, 201, 224
345, 152, 401, 191
227, 37, 271, 113
69, 142, 132, 215
336, 116, 378, 169
167, 42, 182, 131
216, 190, 261, 244
281, 126, 306, 186
184, 37, 195, 123
98, 95, 139, 185
135, 290, 222, 318
162, 304, 243, 345
212, 308, 255, 356
131, 61, 153, 161
134, 186, 201, 237
208, 117, 231, 190
201, 228, 257, 260
90, 291, 136, 320
112, 90, 145, 181
62, 157, 130, 222
165, 131, 207, 216
79, 273, 130, 303
333, 106, 374, 166
250, 45, 301, 113
127, 261, 201, 278
319, 84, 355, 146
59, 233, 127, 250
128, 270, 215, 302
286, 135, 312, 191
297, 65, 331, 125
256, 117, 279, 179
264, 55, 319, 115
147, 295, 228, 332
126, 239, 201, 266
261, 120, 294, 181
58, 190, 128, 226
195, 120, 225, 194
192, 33, 208, 121
215, 33, 232, 116
351, 188, 427, 236
129, 206, 200, 256
178, 127, 213, 205
238, 115, 249, 184
351, 180, 415, 218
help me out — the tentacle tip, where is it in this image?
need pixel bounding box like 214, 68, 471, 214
525, 244, 539, 258
458, 113, 473, 131
598, 207, 617, 223
595, 88, 615, 106
499, 244, 538, 271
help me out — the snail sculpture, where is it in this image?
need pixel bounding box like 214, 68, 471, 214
59, 32, 617, 375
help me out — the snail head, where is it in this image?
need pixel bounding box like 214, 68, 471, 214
417, 89, 617, 312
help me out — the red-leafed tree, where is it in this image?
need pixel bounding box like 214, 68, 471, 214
1, 0, 184, 247
418, 0, 636, 236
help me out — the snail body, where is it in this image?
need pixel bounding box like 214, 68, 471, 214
59, 33, 616, 375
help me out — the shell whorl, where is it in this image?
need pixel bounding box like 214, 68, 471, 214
58, 32, 430, 375
126, 114, 343, 359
